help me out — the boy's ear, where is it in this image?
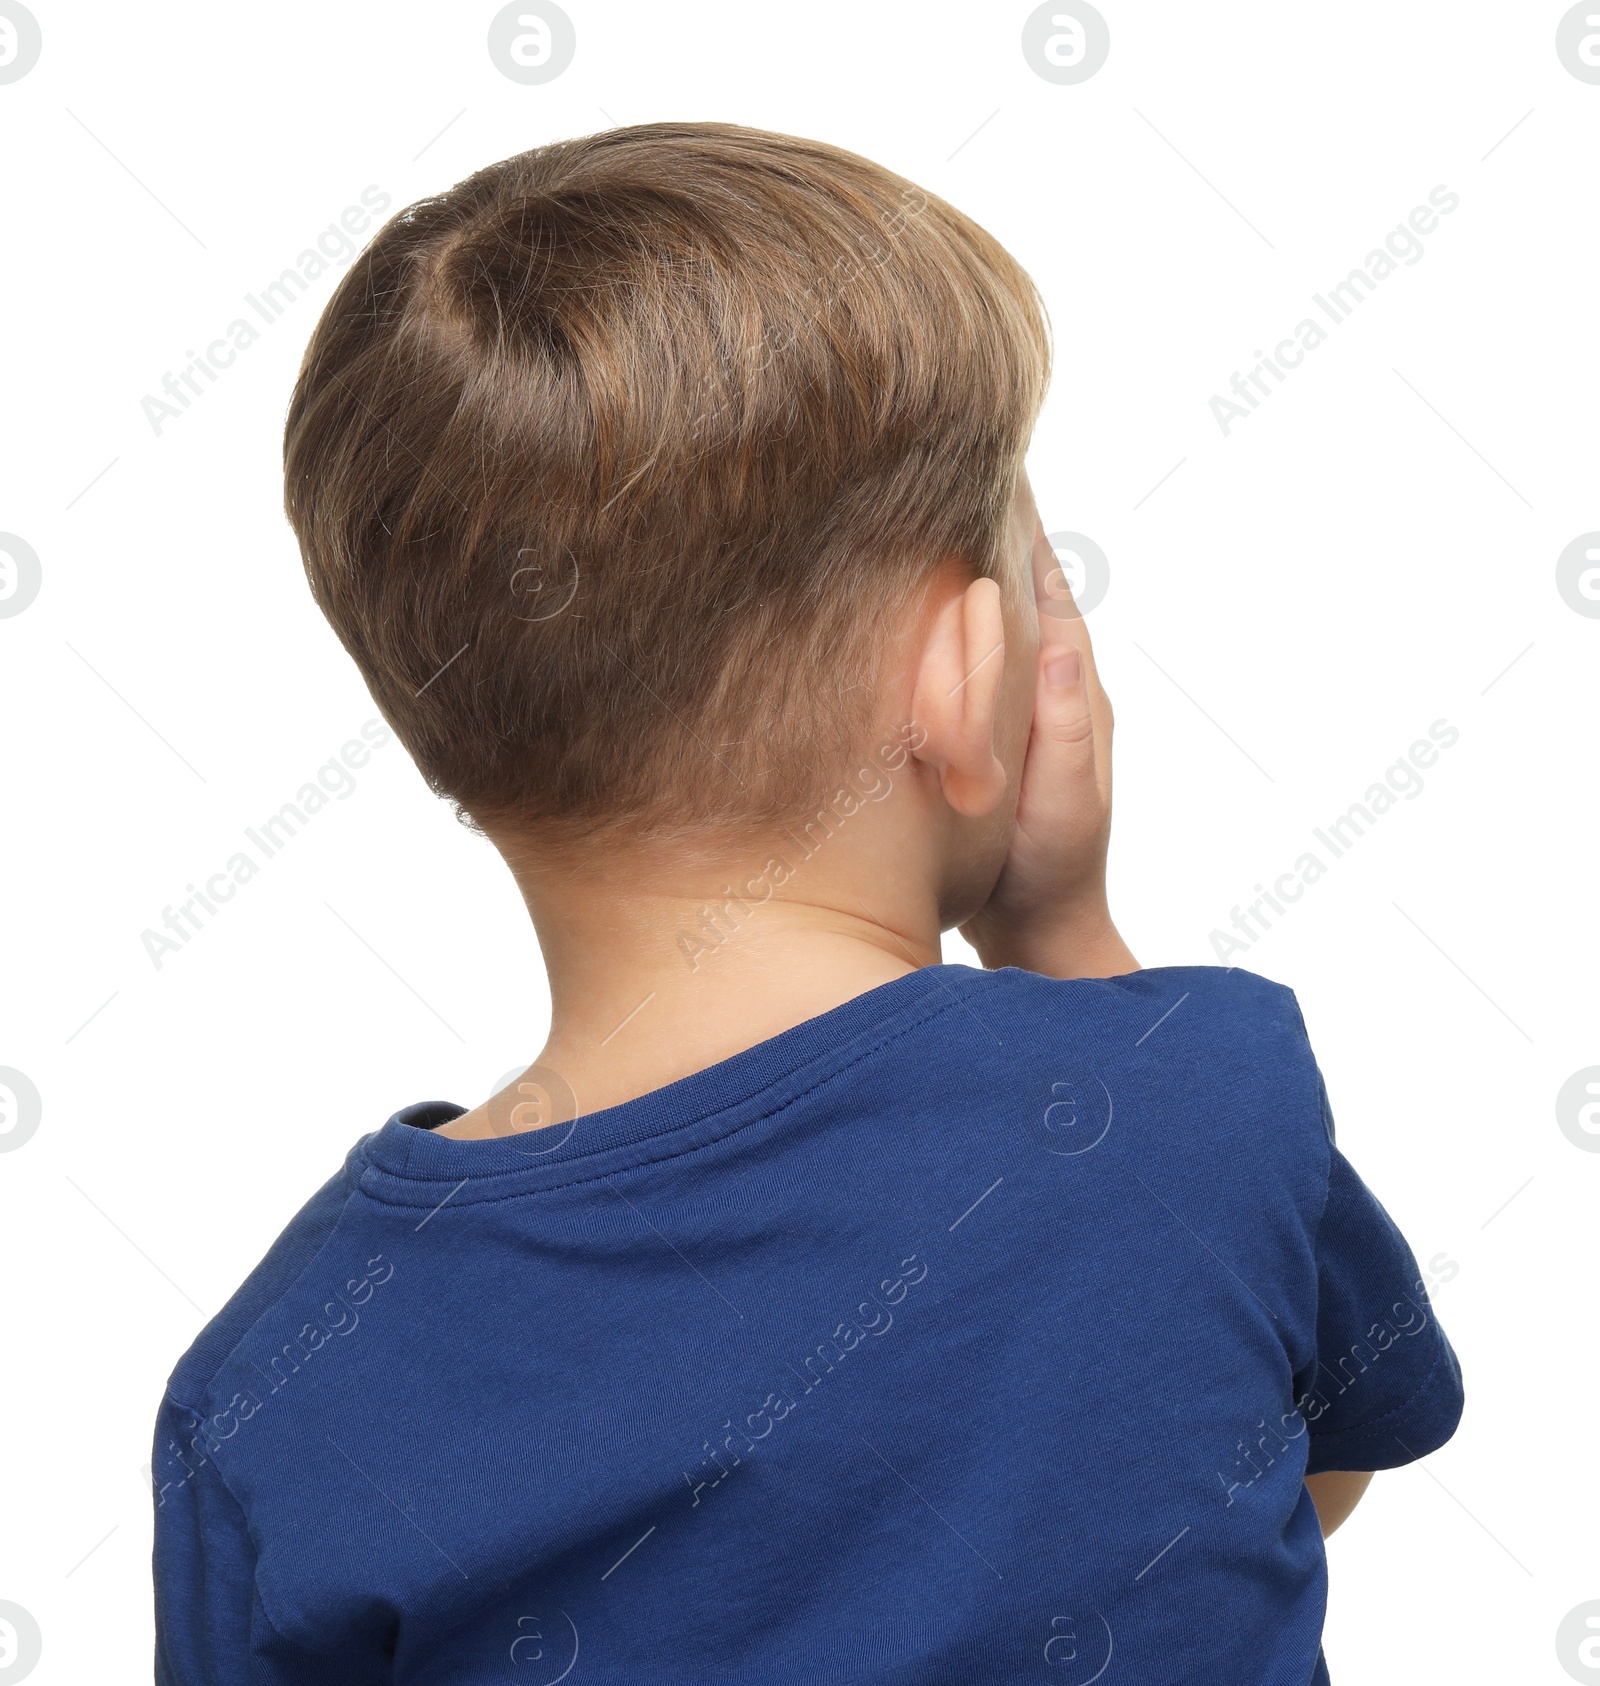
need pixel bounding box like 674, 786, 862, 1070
908, 575, 1009, 817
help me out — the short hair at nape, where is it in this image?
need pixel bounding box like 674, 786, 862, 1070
284, 121, 1050, 848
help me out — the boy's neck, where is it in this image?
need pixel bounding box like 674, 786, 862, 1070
438, 845, 948, 1140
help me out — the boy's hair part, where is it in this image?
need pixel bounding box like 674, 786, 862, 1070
283, 120, 1051, 847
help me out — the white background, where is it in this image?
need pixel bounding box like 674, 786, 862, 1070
1, 3, 1596, 1681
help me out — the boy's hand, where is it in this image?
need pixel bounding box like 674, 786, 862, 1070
959, 524, 1138, 979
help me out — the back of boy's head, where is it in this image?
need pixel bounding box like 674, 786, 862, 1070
284, 121, 1050, 849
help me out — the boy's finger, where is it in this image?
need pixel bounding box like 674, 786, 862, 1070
1031, 527, 1082, 652
1026, 644, 1098, 842
1032, 529, 1101, 688
1011, 642, 1101, 859
1031, 524, 1113, 788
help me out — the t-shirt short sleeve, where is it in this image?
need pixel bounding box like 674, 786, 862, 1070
1299, 1116, 1464, 1474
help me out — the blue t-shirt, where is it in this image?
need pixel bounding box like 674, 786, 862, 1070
153, 965, 1463, 1685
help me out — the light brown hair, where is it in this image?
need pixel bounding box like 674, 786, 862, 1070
284, 121, 1050, 846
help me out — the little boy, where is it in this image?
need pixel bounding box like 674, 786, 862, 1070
153, 122, 1463, 1685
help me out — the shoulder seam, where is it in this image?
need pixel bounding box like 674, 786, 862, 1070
180, 1168, 367, 1414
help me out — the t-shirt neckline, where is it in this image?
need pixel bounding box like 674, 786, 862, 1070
358, 962, 985, 1197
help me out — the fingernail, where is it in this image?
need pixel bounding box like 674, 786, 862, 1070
1046, 651, 1081, 689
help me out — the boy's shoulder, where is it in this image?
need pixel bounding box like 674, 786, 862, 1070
162, 1152, 368, 1414
160, 965, 1320, 1417
962, 960, 1328, 1150
972, 959, 1307, 1043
